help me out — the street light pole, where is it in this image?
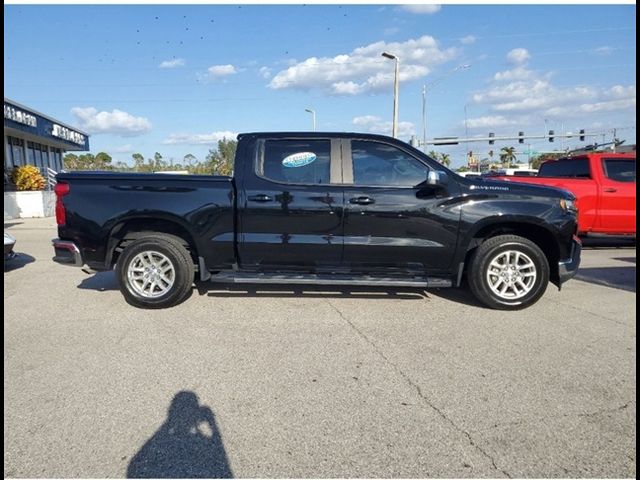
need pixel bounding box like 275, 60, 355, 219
382, 51, 399, 138
422, 85, 427, 151
304, 108, 316, 131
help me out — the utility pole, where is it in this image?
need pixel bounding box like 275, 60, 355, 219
420, 64, 470, 149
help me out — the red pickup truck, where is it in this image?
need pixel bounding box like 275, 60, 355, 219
493, 152, 636, 236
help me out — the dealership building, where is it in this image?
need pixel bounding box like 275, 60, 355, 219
4, 98, 90, 181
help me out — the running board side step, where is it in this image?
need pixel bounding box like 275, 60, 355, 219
209, 271, 452, 288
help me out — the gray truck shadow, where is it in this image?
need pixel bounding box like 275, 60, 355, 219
575, 266, 636, 292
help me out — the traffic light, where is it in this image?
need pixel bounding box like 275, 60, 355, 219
518, 131, 524, 144
579, 129, 585, 141
548, 130, 555, 142
488, 132, 495, 145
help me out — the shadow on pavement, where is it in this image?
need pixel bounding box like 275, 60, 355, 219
4, 253, 35, 272
4, 222, 23, 229
199, 282, 428, 300
613, 257, 636, 264
77, 271, 119, 291
423, 286, 487, 308
127, 391, 233, 479
581, 237, 636, 249
575, 266, 636, 292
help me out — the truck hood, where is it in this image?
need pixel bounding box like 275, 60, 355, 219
461, 177, 575, 200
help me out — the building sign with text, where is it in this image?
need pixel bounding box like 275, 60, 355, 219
4, 100, 89, 151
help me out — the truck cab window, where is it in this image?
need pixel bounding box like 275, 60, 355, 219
539, 159, 591, 178
260, 139, 331, 185
603, 159, 636, 183
351, 140, 428, 187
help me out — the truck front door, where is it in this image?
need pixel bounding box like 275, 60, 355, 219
341, 139, 460, 274
598, 157, 636, 234
237, 137, 345, 271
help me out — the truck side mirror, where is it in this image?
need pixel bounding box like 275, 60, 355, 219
427, 170, 446, 186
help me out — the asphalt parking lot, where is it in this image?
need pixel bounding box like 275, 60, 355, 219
4, 217, 636, 478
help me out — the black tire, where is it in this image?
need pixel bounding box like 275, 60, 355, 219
116, 234, 195, 309
467, 234, 549, 310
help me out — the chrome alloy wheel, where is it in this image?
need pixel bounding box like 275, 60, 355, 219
127, 251, 175, 298
486, 250, 537, 300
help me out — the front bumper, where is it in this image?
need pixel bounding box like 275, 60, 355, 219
558, 235, 582, 285
4, 233, 16, 261
52, 239, 83, 267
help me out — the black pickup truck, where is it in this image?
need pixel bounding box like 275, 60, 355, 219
52, 132, 581, 310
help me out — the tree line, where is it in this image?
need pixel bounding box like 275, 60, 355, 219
63, 138, 237, 176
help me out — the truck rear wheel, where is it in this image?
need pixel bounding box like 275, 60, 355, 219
467, 234, 549, 310
116, 234, 195, 309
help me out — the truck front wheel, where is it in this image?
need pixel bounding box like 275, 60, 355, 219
467, 234, 549, 310
116, 235, 195, 309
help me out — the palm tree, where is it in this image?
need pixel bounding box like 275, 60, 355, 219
439, 153, 451, 167
428, 150, 441, 162
499, 146, 517, 168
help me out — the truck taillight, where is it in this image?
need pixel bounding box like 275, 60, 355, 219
55, 182, 70, 226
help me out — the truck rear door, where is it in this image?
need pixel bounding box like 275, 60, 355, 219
237, 137, 345, 271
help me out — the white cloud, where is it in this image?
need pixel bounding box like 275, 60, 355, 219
258, 66, 272, 79
163, 131, 238, 145
605, 85, 636, 99
506, 48, 531, 65
159, 58, 185, 69
206, 64, 237, 78
384, 27, 400, 36
459, 35, 476, 45
71, 107, 152, 136
545, 98, 636, 117
592, 46, 614, 56
471, 50, 636, 122
399, 4, 441, 14
352, 115, 416, 138
464, 115, 517, 129
268, 35, 458, 95
493, 66, 535, 82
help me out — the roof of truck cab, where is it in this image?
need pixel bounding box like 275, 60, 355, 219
237, 131, 404, 142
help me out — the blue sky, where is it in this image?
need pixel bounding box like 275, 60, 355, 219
4, 4, 636, 168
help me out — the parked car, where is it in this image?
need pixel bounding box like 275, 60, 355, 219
492, 152, 636, 236
52, 132, 581, 310
456, 171, 482, 178
484, 168, 539, 177
4, 232, 16, 262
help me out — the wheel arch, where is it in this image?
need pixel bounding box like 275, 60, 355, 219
105, 215, 200, 268
462, 218, 561, 284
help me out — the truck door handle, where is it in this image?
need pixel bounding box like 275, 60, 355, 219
349, 196, 375, 205
248, 194, 272, 202
604, 188, 617, 193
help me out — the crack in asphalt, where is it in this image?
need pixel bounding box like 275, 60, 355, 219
489, 402, 634, 429
546, 297, 635, 329
325, 299, 512, 478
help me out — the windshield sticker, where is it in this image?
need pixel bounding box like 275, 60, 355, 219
282, 152, 317, 168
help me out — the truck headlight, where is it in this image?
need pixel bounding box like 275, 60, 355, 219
560, 199, 578, 213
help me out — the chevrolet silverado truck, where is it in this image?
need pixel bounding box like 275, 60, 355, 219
52, 132, 581, 310
493, 152, 636, 236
